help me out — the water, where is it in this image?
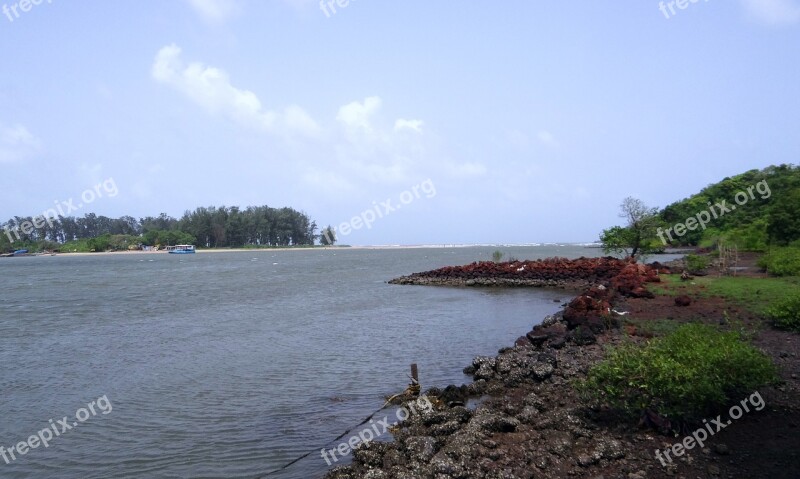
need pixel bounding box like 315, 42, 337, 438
0, 245, 639, 478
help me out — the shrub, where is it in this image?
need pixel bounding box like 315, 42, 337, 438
87, 234, 112, 252
758, 247, 800, 276
491, 250, 504, 262
581, 323, 777, 421
766, 293, 800, 332
685, 254, 710, 272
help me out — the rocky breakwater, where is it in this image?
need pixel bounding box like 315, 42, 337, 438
388, 256, 642, 290
326, 260, 668, 478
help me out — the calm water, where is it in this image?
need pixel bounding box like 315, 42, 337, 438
1, 245, 623, 478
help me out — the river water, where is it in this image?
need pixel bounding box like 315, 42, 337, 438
1, 245, 622, 478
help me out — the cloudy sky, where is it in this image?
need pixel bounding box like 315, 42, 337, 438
1, 0, 798, 245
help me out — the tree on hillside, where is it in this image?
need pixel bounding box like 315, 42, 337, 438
767, 189, 800, 245
600, 197, 662, 259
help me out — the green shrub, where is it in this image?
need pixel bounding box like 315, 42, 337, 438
728, 220, 769, 252
758, 247, 800, 276
580, 323, 777, 421
685, 254, 710, 272
491, 250, 504, 262
766, 293, 800, 332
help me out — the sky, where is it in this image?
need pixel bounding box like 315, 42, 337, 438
1, 0, 798, 245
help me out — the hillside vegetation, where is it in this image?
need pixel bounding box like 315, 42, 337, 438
660, 164, 800, 249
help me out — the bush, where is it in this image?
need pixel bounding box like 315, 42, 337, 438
758, 247, 800, 276
87, 234, 112, 252
685, 254, 710, 272
766, 293, 800, 332
491, 250, 504, 262
581, 323, 777, 421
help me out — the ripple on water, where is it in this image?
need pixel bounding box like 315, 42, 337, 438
0, 246, 601, 478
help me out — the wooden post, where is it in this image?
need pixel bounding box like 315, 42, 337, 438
410, 363, 419, 384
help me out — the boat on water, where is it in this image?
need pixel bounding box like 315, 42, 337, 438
166, 245, 196, 254
0, 249, 32, 257
1, 250, 58, 257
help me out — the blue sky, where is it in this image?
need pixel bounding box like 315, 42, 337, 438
1, 0, 798, 245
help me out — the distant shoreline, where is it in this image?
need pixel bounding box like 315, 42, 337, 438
5, 244, 693, 257
15, 245, 462, 257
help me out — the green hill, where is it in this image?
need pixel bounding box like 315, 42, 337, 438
659, 164, 800, 249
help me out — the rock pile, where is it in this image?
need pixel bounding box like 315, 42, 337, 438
325, 333, 659, 479
326, 258, 670, 479
388, 257, 639, 289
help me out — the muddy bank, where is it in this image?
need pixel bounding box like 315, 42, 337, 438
325, 259, 677, 478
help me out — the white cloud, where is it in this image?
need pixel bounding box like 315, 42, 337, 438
185, 0, 241, 23
323, 96, 485, 186
329, 97, 423, 183
442, 160, 487, 177
284, 105, 323, 137
150, 47, 473, 191
394, 119, 424, 133
337, 96, 383, 133
151, 44, 320, 137
0, 124, 42, 163
741, 0, 800, 26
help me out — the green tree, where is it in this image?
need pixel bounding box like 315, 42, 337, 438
320, 225, 336, 246
767, 189, 800, 245
0, 228, 12, 252
601, 197, 662, 259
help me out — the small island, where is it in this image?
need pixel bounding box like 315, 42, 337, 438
0, 205, 342, 254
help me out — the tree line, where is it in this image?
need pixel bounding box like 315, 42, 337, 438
1, 205, 322, 251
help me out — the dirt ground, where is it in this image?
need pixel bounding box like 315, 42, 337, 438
620, 255, 800, 478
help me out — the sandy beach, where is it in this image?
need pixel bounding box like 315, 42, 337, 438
36, 244, 566, 257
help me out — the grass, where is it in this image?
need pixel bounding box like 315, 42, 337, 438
648, 273, 800, 317
623, 317, 681, 337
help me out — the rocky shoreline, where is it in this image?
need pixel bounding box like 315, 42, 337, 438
388, 257, 661, 292
325, 258, 675, 479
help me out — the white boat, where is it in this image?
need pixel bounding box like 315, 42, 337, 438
166, 245, 196, 254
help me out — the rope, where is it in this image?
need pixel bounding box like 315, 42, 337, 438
255, 403, 389, 478
255, 382, 420, 478
256, 376, 421, 479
